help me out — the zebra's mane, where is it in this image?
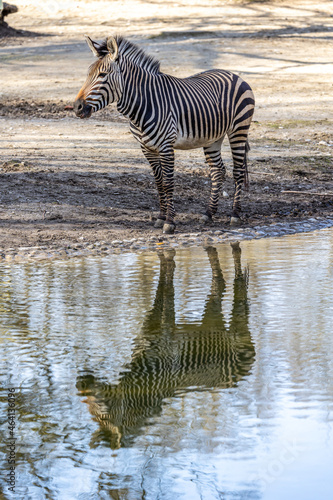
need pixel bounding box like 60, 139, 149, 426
98, 36, 161, 75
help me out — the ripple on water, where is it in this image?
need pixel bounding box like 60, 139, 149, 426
1, 228, 333, 499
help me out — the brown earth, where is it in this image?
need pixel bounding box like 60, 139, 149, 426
0, 0, 333, 252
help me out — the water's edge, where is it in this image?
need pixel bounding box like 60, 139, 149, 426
1, 216, 333, 262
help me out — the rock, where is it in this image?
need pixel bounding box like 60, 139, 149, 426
230, 216, 242, 226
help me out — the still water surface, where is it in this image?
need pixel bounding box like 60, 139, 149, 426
1, 229, 333, 499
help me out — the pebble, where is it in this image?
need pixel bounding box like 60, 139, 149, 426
1, 218, 333, 263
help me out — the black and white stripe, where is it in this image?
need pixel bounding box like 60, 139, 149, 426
74, 36, 255, 233
76, 244, 254, 448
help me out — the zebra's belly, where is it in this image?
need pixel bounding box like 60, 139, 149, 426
173, 134, 221, 150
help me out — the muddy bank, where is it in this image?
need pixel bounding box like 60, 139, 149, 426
1, 217, 333, 263
1, 109, 333, 257
1, 119, 333, 259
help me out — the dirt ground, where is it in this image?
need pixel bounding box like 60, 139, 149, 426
0, 0, 333, 251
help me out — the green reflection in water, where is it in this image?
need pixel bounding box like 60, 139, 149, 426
77, 244, 255, 449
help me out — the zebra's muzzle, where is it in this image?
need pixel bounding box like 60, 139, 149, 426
73, 98, 93, 119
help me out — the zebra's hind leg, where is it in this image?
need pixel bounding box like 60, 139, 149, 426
202, 140, 225, 224
141, 146, 167, 228
160, 146, 176, 234
228, 136, 250, 226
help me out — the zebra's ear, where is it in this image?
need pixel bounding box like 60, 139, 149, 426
107, 36, 119, 61
85, 35, 103, 58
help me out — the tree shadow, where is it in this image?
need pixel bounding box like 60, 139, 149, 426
0, 22, 48, 41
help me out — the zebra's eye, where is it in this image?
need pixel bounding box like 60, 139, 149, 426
99, 72, 108, 78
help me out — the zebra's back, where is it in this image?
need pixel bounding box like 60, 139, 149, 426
163, 69, 255, 150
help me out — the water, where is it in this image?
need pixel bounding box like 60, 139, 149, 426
1, 229, 333, 500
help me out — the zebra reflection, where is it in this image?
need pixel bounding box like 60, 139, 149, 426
77, 243, 255, 448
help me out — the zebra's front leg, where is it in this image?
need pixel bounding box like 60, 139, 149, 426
160, 146, 176, 234
202, 145, 225, 223
141, 146, 167, 228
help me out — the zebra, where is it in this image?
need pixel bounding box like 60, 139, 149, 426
74, 35, 255, 234
77, 243, 255, 449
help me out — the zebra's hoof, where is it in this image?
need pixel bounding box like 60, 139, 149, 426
163, 223, 175, 234
200, 214, 212, 225
154, 218, 165, 228
230, 216, 241, 226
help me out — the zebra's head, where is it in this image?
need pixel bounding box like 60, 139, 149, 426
74, 36, 122, 119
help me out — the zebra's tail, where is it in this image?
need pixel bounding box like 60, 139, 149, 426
244, 140, 250, 191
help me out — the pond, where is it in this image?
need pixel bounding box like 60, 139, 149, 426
1, 228, 333, 500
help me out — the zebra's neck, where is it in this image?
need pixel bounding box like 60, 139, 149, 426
117, 62, 162, 127
114, 37, 162, 125
116, 36, 160, 74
